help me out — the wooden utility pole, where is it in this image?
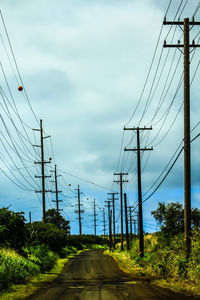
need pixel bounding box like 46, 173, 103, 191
29, 211, 31, 224
75, 185, 84, 235
114, 173, 128, 250
34, 119, 51, 223
124, 193, 130, 250
128, 206, 134, 240
51, 164, 62, 213
133, 219, 137, 235
93, 198, 97, 236
103, 208, 106, 236
163, 17, 200, 257
107, 192, 119, 249
124, 127, 153, 257
105, 200, 112, 250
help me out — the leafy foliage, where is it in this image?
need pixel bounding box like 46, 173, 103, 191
126, 230, 200, 282
65, 235, 109, 249
0, 248, 40, 291
0, 207, 26, 250
24, 244, 58, 272
151, 202, 200, 235
45, 209, 70, 233
26, 222, 67, 253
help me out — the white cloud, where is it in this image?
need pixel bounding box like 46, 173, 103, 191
1, 0, 200, 233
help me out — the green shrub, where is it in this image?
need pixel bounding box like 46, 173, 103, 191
177, 257, 188, 278
0, 248, 39, 291
128, 230, 200, 281
65, 235, 109, 250
90, 244, 109, 250
26, 222, 67, 254
0, 208, 26, 251
187, 229, 200, 282
24, 244, 58, 272
60, 245, 78, 258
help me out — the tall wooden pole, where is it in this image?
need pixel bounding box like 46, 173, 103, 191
183, 18, 191, 257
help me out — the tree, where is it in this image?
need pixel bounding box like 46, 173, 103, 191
0, 207, 26, 250
45, 209, 70, 234
26, 222, 67, 253
151, 202, 200, 235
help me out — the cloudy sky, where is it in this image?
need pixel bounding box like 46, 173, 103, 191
0, 0, 200, 235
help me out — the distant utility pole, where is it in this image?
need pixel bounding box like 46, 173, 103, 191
124, 127, 153, 257
75, 185, 84, 235
128, 206, 134, 240
51, 164, 62, 213
34, 119, 52, 223
163, 17, 200, 257
136, 211, 139, 236
93, 198, 97, 236
114, 173, 128, 250
133, 218, 137, 235
102, 208, 106, 236
29, 211, 31, 224
124, 193, 130, 250
107, 192, 119, 249
105, 200, 112, 250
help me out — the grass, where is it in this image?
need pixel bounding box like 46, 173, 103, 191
106, 232, 200, 298
0, 256, 69, 300
0, 248, 40, 291
0, 250, 84, 300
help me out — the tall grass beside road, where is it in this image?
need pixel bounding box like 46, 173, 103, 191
108, 230, 200, 297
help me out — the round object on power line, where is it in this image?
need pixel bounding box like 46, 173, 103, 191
18, 86, 23, 91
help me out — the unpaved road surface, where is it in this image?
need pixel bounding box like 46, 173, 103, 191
26, 250, 197, 300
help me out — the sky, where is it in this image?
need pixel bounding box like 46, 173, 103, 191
0, 0, 200, 235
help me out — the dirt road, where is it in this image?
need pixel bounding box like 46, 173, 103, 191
26, 250, 196, 300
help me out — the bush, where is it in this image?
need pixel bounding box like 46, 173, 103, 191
26, 222, 67, 254
187, 229, 200, 282
0, 248, 39, 291
24, 244, 58, 272
0, 208, 26, 251
128, 231, 200, 281
60, 246, 78, 258
65, 235, 109, 249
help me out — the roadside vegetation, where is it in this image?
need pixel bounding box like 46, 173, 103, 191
108, 202, 200, 297
0, 207, 109, 297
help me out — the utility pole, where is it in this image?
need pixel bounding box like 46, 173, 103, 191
133, 219, 137, 235
107, 192, 119, 249
124, 127, 153, 257
102, 208, 106, 236
114, 173, 128, 250
75, 185, 84, 235
128, 206, 134, 240
105, 200, 112, 250
136, 211, 139, 236
51, 164, 62, 213
93, 198, 97, 236
29, 211, 31, 224
34, 119, 52, 223
163, 17, 200, 257
124, 193, 130, 250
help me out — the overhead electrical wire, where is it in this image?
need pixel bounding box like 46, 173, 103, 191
0, 10, 40, 126
114, 1, 200, 215
59, 168, 114, 191
114, 0, 186, 181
